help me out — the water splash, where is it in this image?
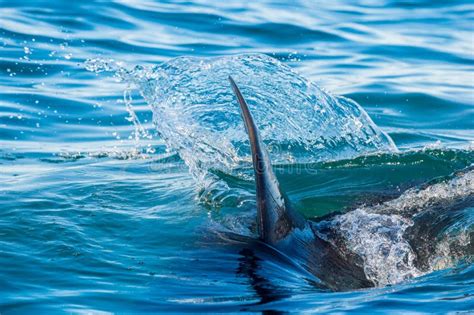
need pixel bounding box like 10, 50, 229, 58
330, 209, 420, 286
326, 170, 473, 286
85, 54, 397, 189
371, 169, 474, 216
123, 87, 152, 143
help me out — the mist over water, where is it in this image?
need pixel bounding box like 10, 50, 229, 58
1, 0, 473, 313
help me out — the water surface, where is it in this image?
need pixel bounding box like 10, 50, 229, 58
0, 0, 473, 313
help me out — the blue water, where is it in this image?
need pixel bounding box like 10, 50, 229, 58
1, 0, 473, 313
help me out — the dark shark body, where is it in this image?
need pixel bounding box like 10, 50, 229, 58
229, 76, 372, 290
227, 76, 473, 293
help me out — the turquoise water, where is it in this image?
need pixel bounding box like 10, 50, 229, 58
1, 0, 473, 313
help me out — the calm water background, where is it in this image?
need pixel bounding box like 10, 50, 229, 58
0, 0, 473, 313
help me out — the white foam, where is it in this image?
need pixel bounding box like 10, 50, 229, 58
330, 170, 473, 286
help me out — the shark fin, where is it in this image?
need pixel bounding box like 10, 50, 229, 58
228, 76, 305, 246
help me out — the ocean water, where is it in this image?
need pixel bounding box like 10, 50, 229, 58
0, 0, 473, 313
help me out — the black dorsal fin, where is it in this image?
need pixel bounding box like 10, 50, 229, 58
228, 76, 305, 246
